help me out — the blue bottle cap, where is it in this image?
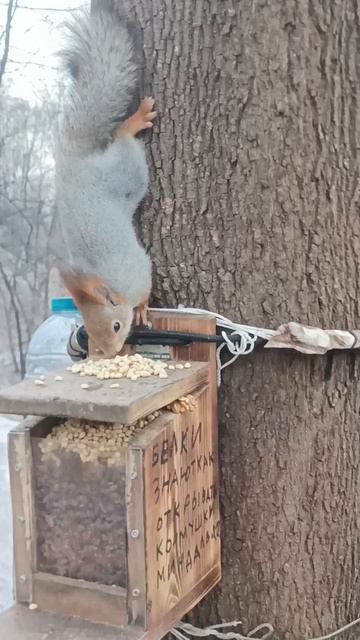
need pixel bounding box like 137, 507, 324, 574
51, 297, 78, 313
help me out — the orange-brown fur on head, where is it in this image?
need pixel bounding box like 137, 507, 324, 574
61, 270, 133, 358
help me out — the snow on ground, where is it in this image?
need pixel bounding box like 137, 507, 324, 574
0, 415, 18, 612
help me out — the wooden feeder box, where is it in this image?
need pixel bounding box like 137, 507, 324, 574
0, 313, 220, 640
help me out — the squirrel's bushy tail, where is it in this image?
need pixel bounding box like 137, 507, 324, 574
59, 8, 139, 152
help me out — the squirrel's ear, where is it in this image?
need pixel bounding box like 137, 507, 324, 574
94, 286, 127, 307
94, 285, 117, 306
60, 270, 109, 307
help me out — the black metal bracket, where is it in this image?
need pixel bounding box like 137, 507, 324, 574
127, 328, 267, 348
67, 324, 268, 362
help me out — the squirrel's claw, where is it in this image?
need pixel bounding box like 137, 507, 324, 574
134, 299, 149, 327
140, 96, 155, 113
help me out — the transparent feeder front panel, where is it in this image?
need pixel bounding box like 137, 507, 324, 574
32, 428, 127, 588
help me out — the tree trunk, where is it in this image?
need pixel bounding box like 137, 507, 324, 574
119, 1, 360, 637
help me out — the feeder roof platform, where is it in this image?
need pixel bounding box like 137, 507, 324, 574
0, 362, 208, 424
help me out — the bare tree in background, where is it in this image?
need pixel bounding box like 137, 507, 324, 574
0, 91, 59, 377
0, 1, 68, 381
0, 0, 17, 85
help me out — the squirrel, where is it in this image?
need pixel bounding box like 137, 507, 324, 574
55, 7, 156, 358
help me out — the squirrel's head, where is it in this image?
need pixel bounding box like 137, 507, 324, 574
60, 269, 133, 358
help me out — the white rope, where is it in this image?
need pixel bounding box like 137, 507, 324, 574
216, 330, 257, 386
152, 306, 275, 342
170, 616, 360, 640
149, 305, 360, 384
171, 621, 273, 640
149, 306, 275, 386
307, 616, 360, 640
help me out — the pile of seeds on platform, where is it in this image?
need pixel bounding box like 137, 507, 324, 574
69, 354, 191, 381
32, 355, 192, 386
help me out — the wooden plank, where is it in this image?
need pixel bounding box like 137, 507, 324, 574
0, 362, 208, 425
130, 412, 176, 451
0, 604, 144, 640
144, 565, 221, 640
32, 572, 127, 627
151, 311, 218, 432
126, 449, 147, 628
0, 572, 221, 640
150, 311, 217, 370
143, 385, 221, 628
8, 422, 37, 604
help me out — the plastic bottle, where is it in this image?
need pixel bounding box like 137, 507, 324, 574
25, 298, 82, 379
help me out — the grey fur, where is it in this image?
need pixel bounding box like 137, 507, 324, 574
56, 9, 152, 308
58, 9, 139, 151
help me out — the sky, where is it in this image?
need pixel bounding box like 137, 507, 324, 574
0, 0, 88, 102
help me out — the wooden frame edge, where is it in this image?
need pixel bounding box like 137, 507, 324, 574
143, 565, 221, 640
126, 448, 147, 628
8, 426, 36, 603
32, 572, 127, 627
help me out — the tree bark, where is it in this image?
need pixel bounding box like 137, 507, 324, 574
118, 1, 360, 638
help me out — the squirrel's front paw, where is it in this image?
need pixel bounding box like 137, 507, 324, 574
134, 298, 149, 327
136, 97, 157, 132
115, 98, 157, 139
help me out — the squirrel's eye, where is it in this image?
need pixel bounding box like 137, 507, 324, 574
113, 321, 121, 333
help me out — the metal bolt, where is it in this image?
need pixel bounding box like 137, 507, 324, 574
15, 464, 22, 472
18, 575, 26, 583
130, 529, 140, 539
130, 471, 137, 480
17, 516, 25, 524
132, 588, 141, 598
